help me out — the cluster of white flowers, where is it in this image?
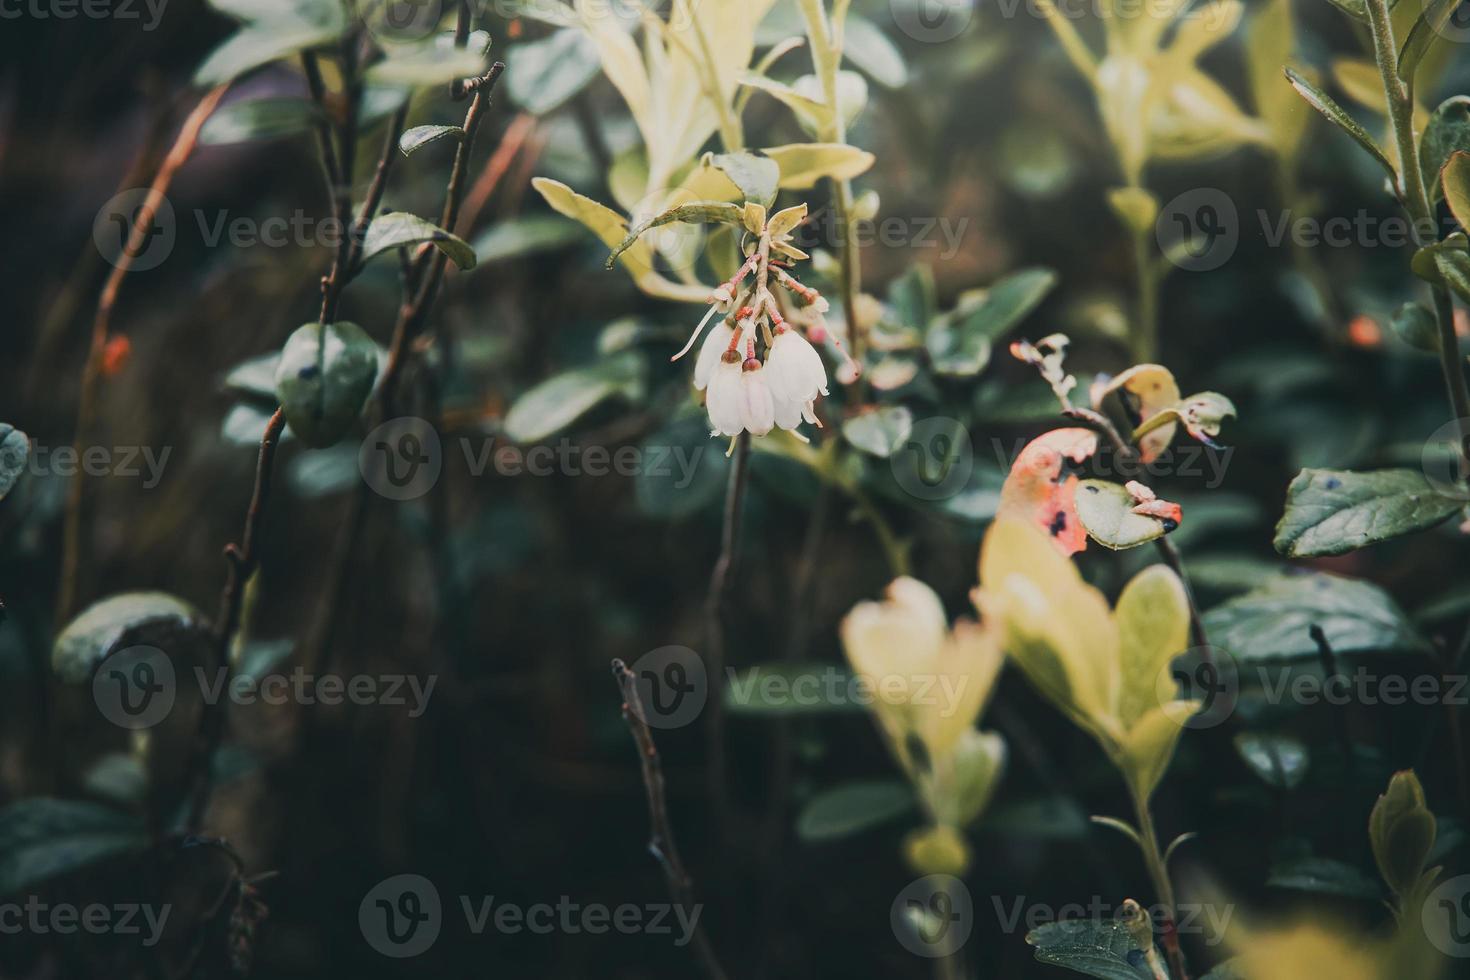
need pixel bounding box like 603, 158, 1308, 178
672, 240, 849, 448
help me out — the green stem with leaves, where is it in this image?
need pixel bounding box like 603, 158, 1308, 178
1363, 0, 1470, 462
1130, 787, 1189, 980
795, 0, 864, 369
1130, 210, 1162, 362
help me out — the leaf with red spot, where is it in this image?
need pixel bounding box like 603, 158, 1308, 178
998, 428, 1098, 556
1092, 364, 1180, 462
1074, 479, 1181, 550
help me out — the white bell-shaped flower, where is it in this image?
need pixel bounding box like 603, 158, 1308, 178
706, 354, 775, 437
773, 394, 819, 431
693, 322, 735, 391
766, 328, 829, 406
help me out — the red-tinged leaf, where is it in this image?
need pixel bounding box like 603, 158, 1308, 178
998, 428, 1099, 556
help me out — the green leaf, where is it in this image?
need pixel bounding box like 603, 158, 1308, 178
502, 352, 643, 443
195, 15, 344, 86
504, 27, 601, 115
361, 211, 477, 270
1234, 732, 1309, 789
761, 142, 876, 190
0, 423, 29, 502
0, 799, 147, 897
952, 267, 1057, 343
724, 662, 864, 715
223, 353, 281, 402
1267, 855, 1383, 900
1420, 97, 1470, 203
842, 405, 914, 457
709, 151, 780, 208
398, 124, 464, 156
841, 15, 907, 88
83, 754, 147, 807
1074, 479, 1173, 550
1443, 151, 1470, 233
1370, 769, 1436, 899
605, 202, 744, 268
795, 780, 914, 842
1283, 66, 1396, 181
274, 321, 382, 448
52, 592, 204, 684
738, 72, 829, 122
888, 263, 938, 332
365, 42, 487, 88
1390, 302, 1441, 352
1435, 246, 1470, 303
1397, 0, 1460, 87
1026, 918, 1154, 980
199, 98, 321, 145
1107, 187, 1159, 237
1202, 572, 1430, 661
1273, 468, 1463, 557
469, 215, 584, 264
222, 402, 292, 447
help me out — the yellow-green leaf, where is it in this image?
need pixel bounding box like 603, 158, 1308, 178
1114, 565, 1191, 728
1117, 703, 1195, 803
762, 142, 876, 189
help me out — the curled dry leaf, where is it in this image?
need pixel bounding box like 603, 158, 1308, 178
1093, 364, 1181, 462
997, 428, 1099, 556
1010, 334, 1077, 408
1124, 480, 1183, 529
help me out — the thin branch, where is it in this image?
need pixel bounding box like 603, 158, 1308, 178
611, 659, 729, 980
187, 408, 287, 829
302, 62, 506, 690
57, 84, 230, 623
1310, 624, 1357, 774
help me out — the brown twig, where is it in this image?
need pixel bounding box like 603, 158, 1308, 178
57, 83, 230, 623
611, 659, 729, 980
187, 408, 287, 830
